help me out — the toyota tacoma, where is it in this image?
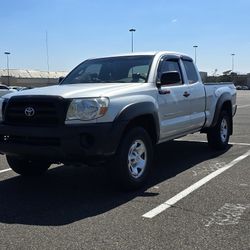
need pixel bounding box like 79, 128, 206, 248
0, 51, 237, 189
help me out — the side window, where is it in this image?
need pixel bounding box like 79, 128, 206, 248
182, 60, 199, 84
159, 60, 183, 85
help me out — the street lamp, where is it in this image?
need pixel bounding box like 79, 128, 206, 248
129, 28, 136, 52
231, 53, 235, 72
193, 45, 198, 64
4, 52, 11, 86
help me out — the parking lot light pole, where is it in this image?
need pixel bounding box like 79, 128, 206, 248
129, 28, 136, 53
193, 45, 198, 64
4, 52, 11, 86
231, 53, 235, 72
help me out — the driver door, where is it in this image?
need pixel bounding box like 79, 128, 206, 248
157, 58, 191, 140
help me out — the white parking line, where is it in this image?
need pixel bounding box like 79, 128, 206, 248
0, 168, 11, 174
175, 139, 250, 146
229, 142, 250, 146
238, 104, 250, 108
142, 149, 250, 219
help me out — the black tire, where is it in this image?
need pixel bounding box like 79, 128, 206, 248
6, 155, 50, 176
111, 127, 153, 190
207, 111, 231, 150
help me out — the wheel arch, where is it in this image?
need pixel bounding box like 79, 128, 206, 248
114, 102, 160, 144
210, 93, 233, 135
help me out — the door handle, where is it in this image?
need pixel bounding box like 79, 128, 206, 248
159, 89, 171, 95
183, 91, 190, 97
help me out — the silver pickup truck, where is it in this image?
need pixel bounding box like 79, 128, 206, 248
0, 51, 237, 189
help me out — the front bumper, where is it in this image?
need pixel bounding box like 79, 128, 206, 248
0, 122, 127, 163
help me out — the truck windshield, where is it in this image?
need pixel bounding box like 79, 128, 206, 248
61, 56, 153, 84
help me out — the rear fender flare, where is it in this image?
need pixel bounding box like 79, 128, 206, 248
210, 93, 233, 134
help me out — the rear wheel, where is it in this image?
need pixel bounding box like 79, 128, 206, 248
6, 155, 50, 176
207, 111, 230, 150
111, 127, 153, 190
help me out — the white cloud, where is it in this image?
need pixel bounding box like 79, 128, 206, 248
171, 19, 178, 23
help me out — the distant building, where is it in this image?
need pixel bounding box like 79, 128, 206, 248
232, 73, 249, 86
247, 74, 250, 87
0, 69, 68, 87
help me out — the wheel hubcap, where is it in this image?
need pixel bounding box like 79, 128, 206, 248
128, 140, 147, 179
220, 118, 228, 143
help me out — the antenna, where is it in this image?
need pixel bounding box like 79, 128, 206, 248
46, 31, 50, 84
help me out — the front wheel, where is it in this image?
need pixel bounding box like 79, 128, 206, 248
112, 127, 153, 190
207, 111, 231, 150
6, 155, 51, 176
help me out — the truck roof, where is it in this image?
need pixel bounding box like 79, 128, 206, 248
89, 51, 192, 60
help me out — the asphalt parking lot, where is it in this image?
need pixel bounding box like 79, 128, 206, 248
0, 90, 249, 250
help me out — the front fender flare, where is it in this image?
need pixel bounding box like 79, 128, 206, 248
114, 102, 160, 142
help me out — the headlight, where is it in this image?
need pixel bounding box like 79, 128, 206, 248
66, 97, 109, 121
0, 98, 4, 121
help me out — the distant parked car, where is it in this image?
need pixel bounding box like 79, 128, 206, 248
9, 86, 23, 91
19, 86, 33, 91
235, 85, 249, 90
9, 86, 33, 91
0, 84, 17, 97
0, 84, 9, 90
241, 86, 249, 90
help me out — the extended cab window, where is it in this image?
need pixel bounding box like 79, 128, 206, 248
158, 60, 183, 85
182, 60, 199, 84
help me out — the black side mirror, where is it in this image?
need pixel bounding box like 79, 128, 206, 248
58, 76, 65, 83
160, 71, 181, 86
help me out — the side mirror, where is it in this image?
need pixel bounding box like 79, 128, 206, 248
58, 76, 65, 83
159, 71, 181, 86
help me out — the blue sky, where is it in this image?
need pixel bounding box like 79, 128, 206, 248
0, 0, 250, 75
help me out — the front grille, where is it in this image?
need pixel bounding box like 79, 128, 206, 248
3, 96, 69, 126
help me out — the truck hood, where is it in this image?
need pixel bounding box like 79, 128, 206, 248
3, 83, 144, 99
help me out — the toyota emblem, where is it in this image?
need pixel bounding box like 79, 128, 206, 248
24, 107, 35, 117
